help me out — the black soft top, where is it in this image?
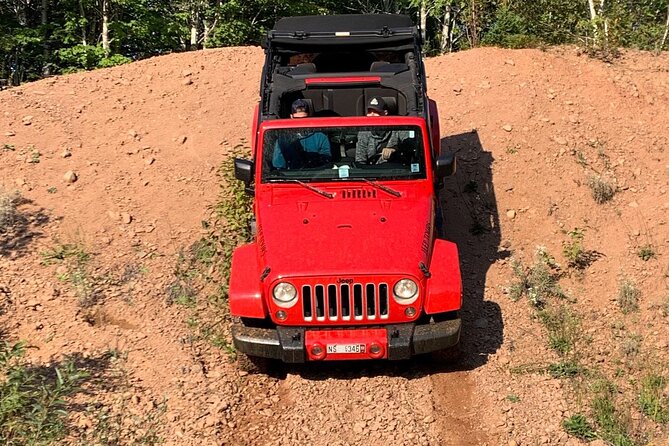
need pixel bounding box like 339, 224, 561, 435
259, 14, 427, 120
267, 14, 417, 49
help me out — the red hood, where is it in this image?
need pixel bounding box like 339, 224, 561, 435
255, 184, 434, 280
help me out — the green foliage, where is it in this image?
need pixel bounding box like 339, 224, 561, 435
538, 305, 580, 356
548, 360, 582, 378
591, 380, 636, 446
0, 340, 87, 446
3, 0, 669, 85
562, 413, 598, 441
638, 374, 669, 424
40, 242, 89, 266
213, 145, 254, 285
56, 45, 106, 72
482, 6, 541, 48
562, 228, 601, 271
509, 248, 565, 308
637, 244, 655, 261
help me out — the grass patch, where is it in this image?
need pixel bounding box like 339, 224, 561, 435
509, 248, 565, 308
636, 244, 655, 262
587, 175, 616, 204
76, 399, 166, 446
167, 144, 254, 356
562, 228, 602, 271
562, 413, 597, 441
591, 380, 636, 446
41, 241, 101, 308
0, 188, 21, 233
538, 305, 580, 357
638, 374, 669, 424
548, 360, 583, 378
617, 278, 640, 314
2, 143, 15, 151
620, 333, 642, 358
506, 394, 520, 403
40, 242, 90, 266
0, 341, 87, 446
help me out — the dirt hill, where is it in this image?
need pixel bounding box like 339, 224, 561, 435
1, 45, 668, 446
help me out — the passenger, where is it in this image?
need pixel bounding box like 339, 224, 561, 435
355, 96, 398, 164
272, 99, 331, 169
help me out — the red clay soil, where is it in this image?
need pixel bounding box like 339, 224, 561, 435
1, 45, 668, 446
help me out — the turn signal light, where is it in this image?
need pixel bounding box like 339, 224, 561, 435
275, 310, 287, 321
404, 306, 417, 317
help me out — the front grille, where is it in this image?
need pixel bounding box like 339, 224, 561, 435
302, 282, 390, 322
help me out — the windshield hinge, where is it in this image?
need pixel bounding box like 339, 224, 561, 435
419, 262, 431, 278
260, 267, 271, 282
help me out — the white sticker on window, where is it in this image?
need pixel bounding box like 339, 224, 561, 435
411, 163, 420, 173
408, 130, 415, 138
338, 165, 350, 178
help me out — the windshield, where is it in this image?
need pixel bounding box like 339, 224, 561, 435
261, 125, 426, 182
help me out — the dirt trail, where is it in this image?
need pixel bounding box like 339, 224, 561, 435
2, 45, 669, 445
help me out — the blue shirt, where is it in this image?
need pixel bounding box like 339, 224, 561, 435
273, 132, 331, 169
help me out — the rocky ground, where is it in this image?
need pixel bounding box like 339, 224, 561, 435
1, 46, 668, 445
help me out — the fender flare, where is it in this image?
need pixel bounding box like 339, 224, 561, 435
424, 239, 462, 314
229, 243, 267, 319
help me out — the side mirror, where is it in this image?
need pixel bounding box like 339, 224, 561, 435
234, 158, 255, 195
435, 153, 456, 178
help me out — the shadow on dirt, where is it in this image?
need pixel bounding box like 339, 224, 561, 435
0, 197, 53, 259
268, 131, 504, 381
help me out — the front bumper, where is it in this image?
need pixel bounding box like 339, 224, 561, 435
231, 318, 461, 363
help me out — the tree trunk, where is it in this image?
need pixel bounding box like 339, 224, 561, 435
469, 0, 479, 47
79, 0, 87, 45
599, 0, 608, 45
190, 2, 199, 51
42, 0, 50, 76
587, 0, 599, 41
420, 0, 427, 44
661, 4, 669, 50
441, 4, 451, 54
102, 0, 110, 57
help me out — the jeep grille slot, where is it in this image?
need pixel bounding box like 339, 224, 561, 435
302, 286, 312, 319
315, 285, 325, 320
379, 284, 389, 316
300, 282, 390, 323
366, 283, 376, 318
328, 284, 338, 318
353, 284, 363, 318
341, 188, 377, 199
340, 284, 350, 318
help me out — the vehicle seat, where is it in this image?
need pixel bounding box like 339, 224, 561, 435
290, 63, 316, 75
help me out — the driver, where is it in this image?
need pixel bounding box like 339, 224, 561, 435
272, 99, 331, 169
355, 97, 399, 164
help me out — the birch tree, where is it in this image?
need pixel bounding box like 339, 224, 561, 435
101, 0, 109, 56
662, 2, 669, 50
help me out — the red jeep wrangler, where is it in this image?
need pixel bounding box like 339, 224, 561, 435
230, 14, 460, 363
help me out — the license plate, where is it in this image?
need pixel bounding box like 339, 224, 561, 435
327, 343, 366, 354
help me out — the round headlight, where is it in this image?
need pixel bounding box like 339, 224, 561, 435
272, 282, 297, 305
393, 279, 418, 300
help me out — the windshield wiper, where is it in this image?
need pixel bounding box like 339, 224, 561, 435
361, 178, 401, 197
289, 179, 335, 199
